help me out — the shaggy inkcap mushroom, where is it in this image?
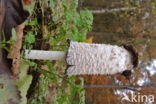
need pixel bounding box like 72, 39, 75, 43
25, 41, 138, 76
66, 41, 135, 75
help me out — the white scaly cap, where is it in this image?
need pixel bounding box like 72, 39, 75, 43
66, 41, 133, 75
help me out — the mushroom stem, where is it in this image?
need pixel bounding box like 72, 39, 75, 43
25, 50, 66, 61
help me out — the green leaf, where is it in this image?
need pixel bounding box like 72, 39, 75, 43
53, 16, 59, 22
25, 32, 36, 44
27, 18, 38, 26
11, 28, 17, 40
49, 0, 56, 8
79, 10, 93, 30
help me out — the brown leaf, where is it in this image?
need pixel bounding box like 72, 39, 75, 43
0, 0, 29, 74
23, 0, 32, 5
9, 24, 25, 76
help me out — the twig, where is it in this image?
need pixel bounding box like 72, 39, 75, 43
84, 84, 139, 91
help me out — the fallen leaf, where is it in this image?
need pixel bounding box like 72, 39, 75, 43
0, 0, 29, 74
8, 24, 25, 76
23, 0, 32, 5
86, 36, 94, 43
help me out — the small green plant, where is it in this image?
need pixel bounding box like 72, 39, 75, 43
24, 18, 39, 50
0, 31, 13, 51
0, 40, 12, 51
22, 0, 93, 104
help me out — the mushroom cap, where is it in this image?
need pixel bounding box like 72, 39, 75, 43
66, 41, 133, 75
